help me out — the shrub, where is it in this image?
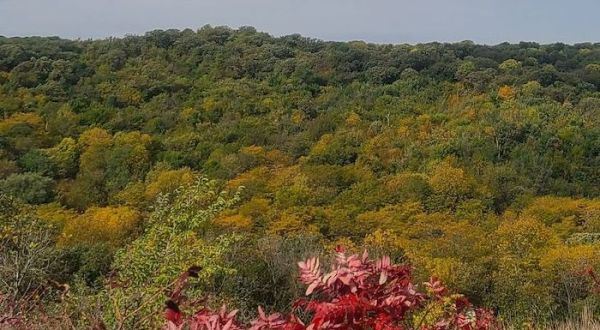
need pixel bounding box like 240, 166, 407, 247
0, 194, 62, 301
164, 247, 496, 329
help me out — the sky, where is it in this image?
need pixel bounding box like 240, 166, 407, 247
1, 0, 599, 44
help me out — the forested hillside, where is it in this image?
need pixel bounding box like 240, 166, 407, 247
2, 26, 600, 328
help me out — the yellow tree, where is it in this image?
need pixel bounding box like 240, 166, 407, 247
60, 206, 141, 249
428, 160, 474, 210
492, 216, 559, 320
498, 85, 516, 101
540, 244, 600, 316
144, 167, 195, 201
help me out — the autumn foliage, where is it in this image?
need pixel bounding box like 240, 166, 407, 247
164, 247, 496, 330
6, 28, 600, 328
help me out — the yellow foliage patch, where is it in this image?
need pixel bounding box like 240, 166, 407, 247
498, 85, 516, 101
60, 206, 141, 248
0, 112, 44, 133
145, 168, 195, 201
214, 213, 253, 230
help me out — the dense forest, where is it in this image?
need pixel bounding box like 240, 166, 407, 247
2, 26, 600, 328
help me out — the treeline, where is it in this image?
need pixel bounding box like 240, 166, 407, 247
2, 26, 600, 327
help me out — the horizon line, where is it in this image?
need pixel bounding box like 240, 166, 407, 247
2, 25, 600, 47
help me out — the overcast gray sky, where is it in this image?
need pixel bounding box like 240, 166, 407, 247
0, 0, 599, 44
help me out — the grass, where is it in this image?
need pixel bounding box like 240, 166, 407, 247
548, 308, 600, 330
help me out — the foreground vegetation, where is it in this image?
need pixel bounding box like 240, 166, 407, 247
163, 247, 496, 329
2, 26, 600, 328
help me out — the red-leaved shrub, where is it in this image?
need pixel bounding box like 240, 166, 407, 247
164, 247, 496, 330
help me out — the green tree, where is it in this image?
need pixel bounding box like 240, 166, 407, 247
102, 178, 241, 328
0, 172, 55, 204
